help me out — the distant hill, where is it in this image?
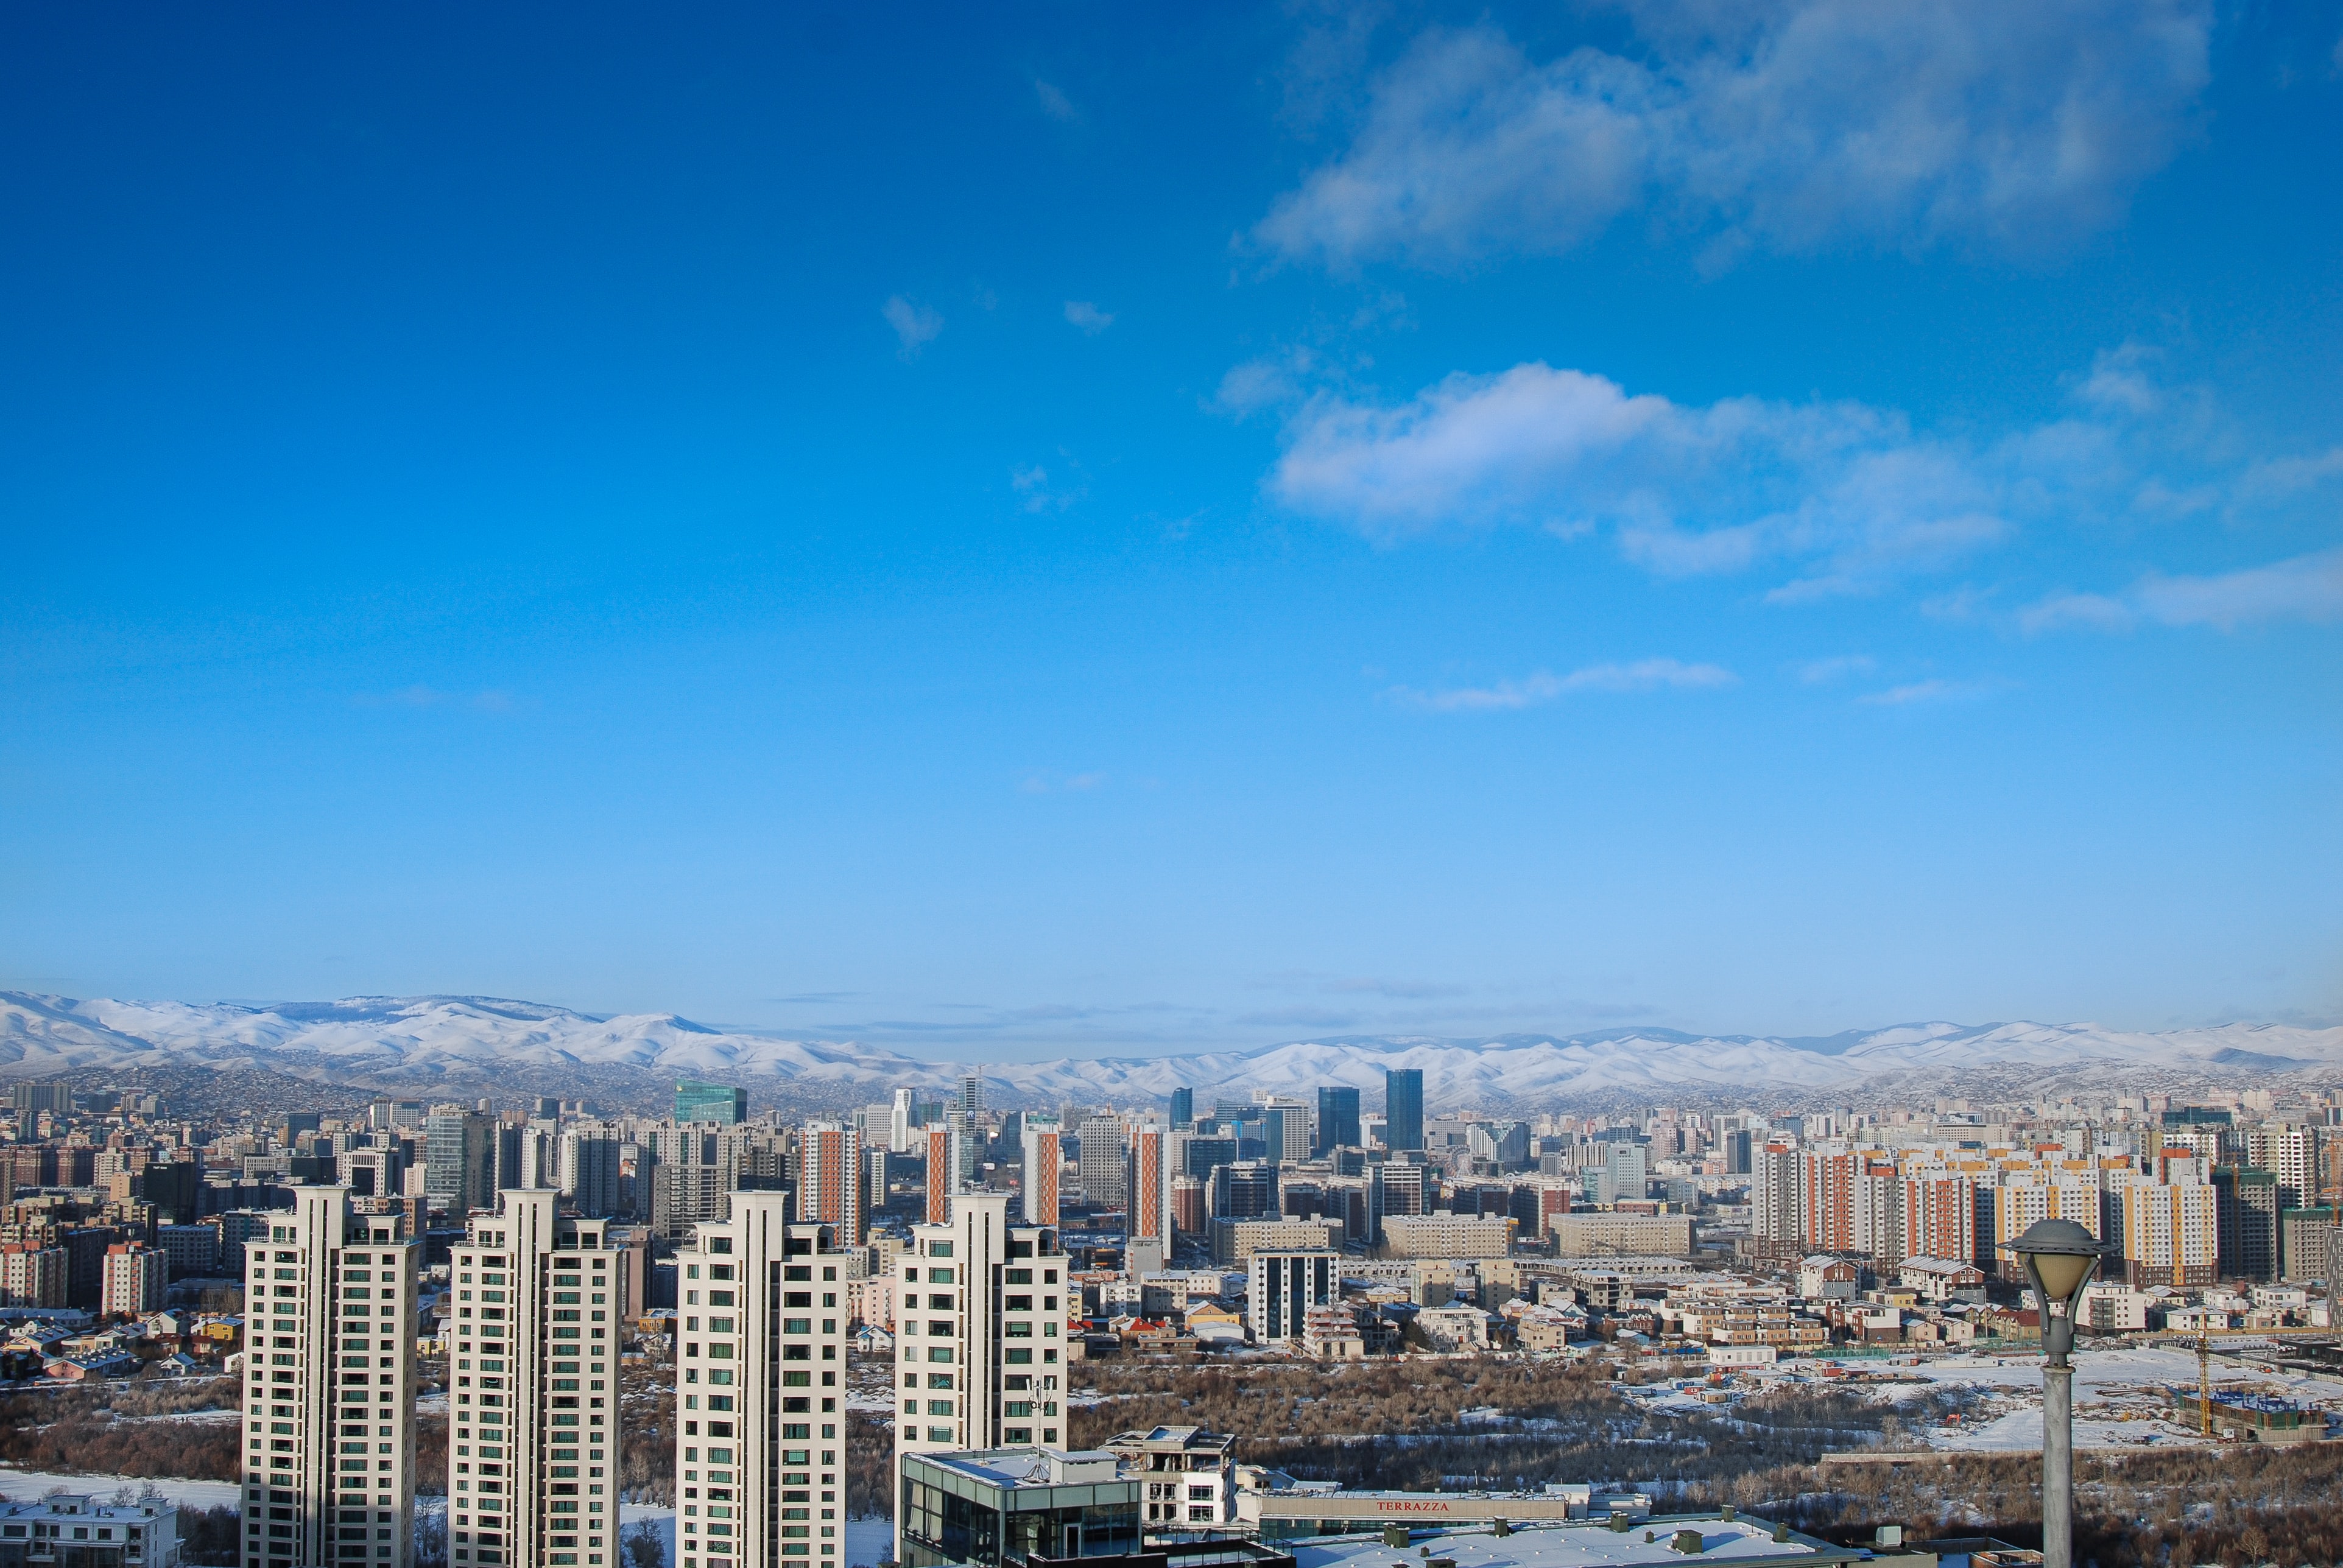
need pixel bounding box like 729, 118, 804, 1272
4, 991, 2336, 1112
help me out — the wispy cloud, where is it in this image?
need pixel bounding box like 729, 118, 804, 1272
1798, 655, 1876, 684
1266, 350, 2343, 603
1254, 3, 2213, 268
2025, 546, 2343, 634
1391, 658, 1736, 713
1858, 678, 1996, 706
881, 295, 943, 359
1272, 361, 2015, 597
1062, 300, 1115, 334
1010, 460, 1086, 515
1034, 79, 1079, 122
1019, 770, 1109, 794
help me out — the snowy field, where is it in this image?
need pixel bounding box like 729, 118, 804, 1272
0, 1472, 895, 1568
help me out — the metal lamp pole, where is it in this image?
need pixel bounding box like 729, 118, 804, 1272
2004, 1218, 2106, 1568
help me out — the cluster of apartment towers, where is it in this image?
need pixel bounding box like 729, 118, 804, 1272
241, 1183, 852, 1568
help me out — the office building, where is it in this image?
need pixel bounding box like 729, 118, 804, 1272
1383, 1069, 1423, 1153
1208, 1162, 1277, 1222
1076, 1116, 1126, 1211
959, 1075, 986, 1119
1247, 1251, 1339, 1346
426, 1109, 497, 1220
1312, 1088, 1360, 1158
892, 1195, 1069, 1563
1019, 1119, 1061, 1227
1255, 1099, 1311, 1165
239, 1186, 420, 1568
677, 1084, 749, 1127
446, 1189, 627, 1568
797, 1124, 864, 1242
1168, 1089, 1193, 1131
672, 1192, 851, 1568
890, 1090, 917, 1156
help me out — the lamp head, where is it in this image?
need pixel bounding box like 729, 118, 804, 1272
2005, 1217, 2106, 1316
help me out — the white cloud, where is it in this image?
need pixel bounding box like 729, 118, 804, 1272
1011, 462, 1086, 515
2029, 547, 2343, 633
1034, 79, 1079, 122
881, 295, 943, 358
1272, 361, 2017, 596
1798, 655, 1876, 684
1392, 658, 1736, 713
1062, 301, 1115, 334
1255, 1, 2213, 267
1858, 678, 1996, 706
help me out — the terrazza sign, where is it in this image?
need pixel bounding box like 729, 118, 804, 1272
1375, 1502, 1455, 1514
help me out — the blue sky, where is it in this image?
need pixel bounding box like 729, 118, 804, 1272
4, 2, 2341, 1058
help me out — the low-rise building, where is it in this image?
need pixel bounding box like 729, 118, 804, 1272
897, 1449, 1138, 1568
1414, 1305, 1490, 1353
1897, 1258, 1987, 1304
1102, 1426, 1235, 1528
1797, 1258, 1860, 1301
0, 1494, 180, 1568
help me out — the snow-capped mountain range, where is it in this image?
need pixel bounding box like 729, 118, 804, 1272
3, 992, 2338, 1110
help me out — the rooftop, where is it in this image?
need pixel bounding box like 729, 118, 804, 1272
910, 1447, 1126, 1491
1288, 1519, 1859, 1568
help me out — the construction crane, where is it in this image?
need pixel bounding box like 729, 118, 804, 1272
2144, 1324, 2333, 1438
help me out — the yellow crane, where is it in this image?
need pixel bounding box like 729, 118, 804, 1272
2143, 1324, 2332, 1438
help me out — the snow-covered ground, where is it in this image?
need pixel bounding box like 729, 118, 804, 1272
0, 1469, 242, 1510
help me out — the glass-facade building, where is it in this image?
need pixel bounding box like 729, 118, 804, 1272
1383, 1069, 1423, 1153
676, 1083, 749, 1126
1312, 1088, 1359, 1156
897, 1451, 1136, 1568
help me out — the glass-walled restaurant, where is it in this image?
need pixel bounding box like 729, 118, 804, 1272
899, 1450, 1140, 1568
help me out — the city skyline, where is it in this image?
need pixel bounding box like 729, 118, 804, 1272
6, 7, 2341, 1050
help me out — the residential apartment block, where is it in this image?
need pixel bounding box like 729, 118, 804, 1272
672, 1191, 851, 1568
239, 1186, 420, 1568
446, 1189, 625, 1568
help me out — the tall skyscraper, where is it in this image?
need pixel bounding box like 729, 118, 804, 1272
1019, 1118, 1062, 1226
959, 1074, 987, 1119
797, 1124, 864, 1242
892, 1194, 1067, 1563
1128, 1125, 1166, 1245
1314, 1088, 1361, 1156
889, 1089, 916, 1156
1076, 1114, 1127, 1210
426, 1109, 496, 1218
239, 1187, 420, 1568
1256, 1099, 1311, 1164
923, 1126, 956, 1225
1168, 1089, 1193, 1131
676, 1084, 749, 1127
1383, 1069, 1424, 1153
673, 1193, 851, 1568
447, 1190, 627, 1568
558, 1132, 622, 1220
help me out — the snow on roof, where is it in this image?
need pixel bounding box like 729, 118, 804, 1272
1292, 1519, 1853, 1568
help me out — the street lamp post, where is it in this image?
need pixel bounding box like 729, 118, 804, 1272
2004, 1218, 2109, 1568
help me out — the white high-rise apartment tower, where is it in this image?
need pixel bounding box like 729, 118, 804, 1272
239, 1186, 420, 1568
446, 1190, 627, 1568
892, 1194, 1067, 1564
672, 1192, 851, 1568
